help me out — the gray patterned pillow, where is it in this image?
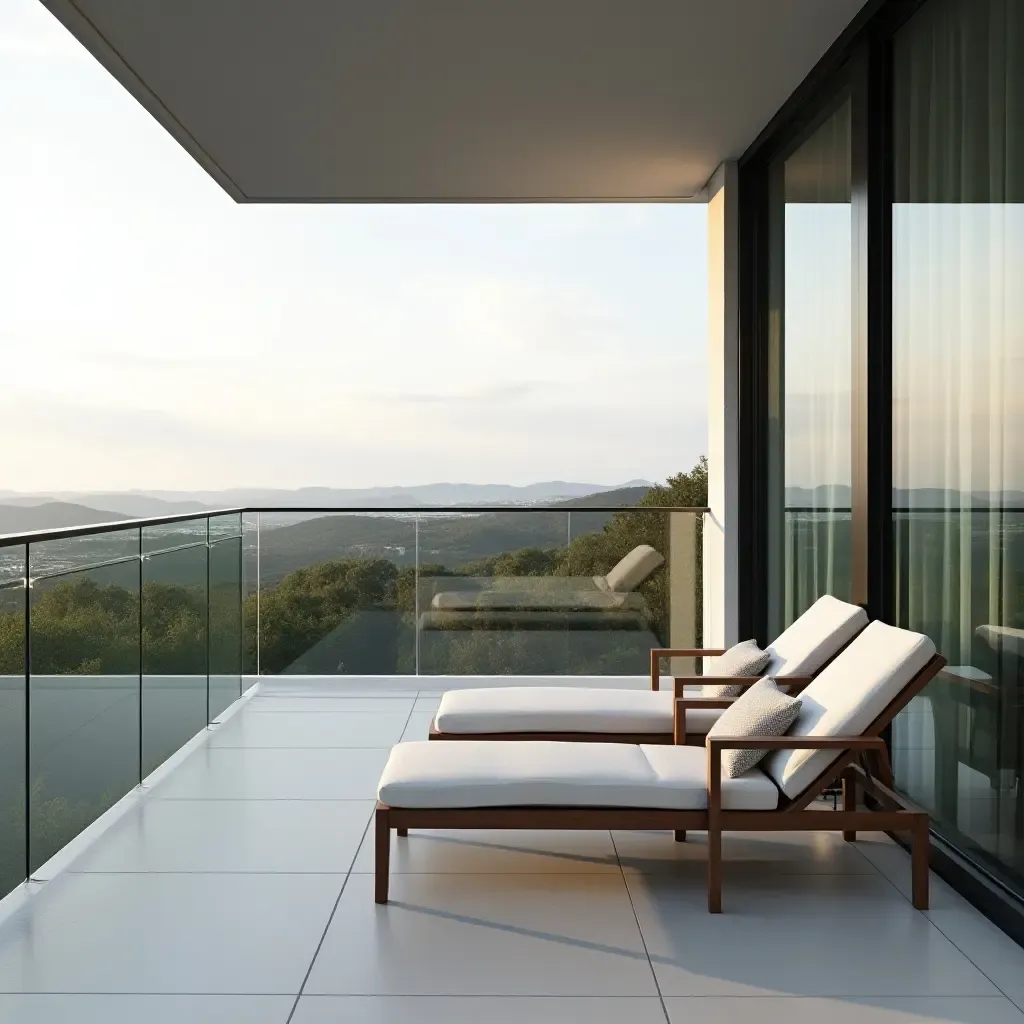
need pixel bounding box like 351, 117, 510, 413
701, 639, 771, 697
706, 678, 802, 778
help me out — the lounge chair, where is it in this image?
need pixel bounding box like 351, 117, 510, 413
374, 620, 945, 912
418, 544, 664, 632
429, 594, 867, 744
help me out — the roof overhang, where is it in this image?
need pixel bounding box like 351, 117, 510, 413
41, 0, 868, 202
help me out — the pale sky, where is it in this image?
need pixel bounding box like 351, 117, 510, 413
0, 0, 708, 494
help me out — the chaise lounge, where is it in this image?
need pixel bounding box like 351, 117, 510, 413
418, 543, 664, 632
375, 619, 945, 912
429, 594, 868, 744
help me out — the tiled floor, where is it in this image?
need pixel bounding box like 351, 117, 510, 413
0, 686, 1023, 1023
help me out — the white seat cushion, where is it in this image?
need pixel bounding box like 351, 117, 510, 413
763, 620, 936, 799
766, 594, 868, 677
434, 687, 723, 736
378, 741, 779, 810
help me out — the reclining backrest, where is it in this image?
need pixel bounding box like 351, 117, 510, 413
762, 620, 936, 799
604, 545, 665, 593
766, 595, 868, 678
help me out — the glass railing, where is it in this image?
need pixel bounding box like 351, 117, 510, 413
248, 506, 706, 676
0, 502, 706, 900
775, 507, 853, 631
0, 511, 245, 897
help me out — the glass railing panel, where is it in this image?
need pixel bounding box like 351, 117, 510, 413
256, 512, 417, 674
28, 530, 141, 874
777, 508, 853, 631
242, 512, 260, 676
0, 548, 27, 895
209, 514, 243, 720
140, 520, 208, 776
416, 509, 687, 676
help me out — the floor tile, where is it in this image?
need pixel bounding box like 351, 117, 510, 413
400, 710, 439, 740
210, 711, 409, 748
613, 829, 879, 875
0, 873, 342, 994
304, 873, 658, 996
626, 868, 913, 915
0, 995, 295, 1023
413, 696, 442, 713
152, 747, 391, 800
247, 697, 415, 713
663, 996, 1024, 1024
70, 799, 374, 873
627, 875, 998, 996
350, 828, 618, 874
292, 995, 669, 1023
924, 906, 1024, 1011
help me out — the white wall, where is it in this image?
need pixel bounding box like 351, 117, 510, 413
704, 162, 740, 646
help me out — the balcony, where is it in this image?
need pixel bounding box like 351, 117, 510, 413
0, 509, 1023, 1022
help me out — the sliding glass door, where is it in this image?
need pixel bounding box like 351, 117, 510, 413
890, 0, 1024, 893
765, 97, 854, 638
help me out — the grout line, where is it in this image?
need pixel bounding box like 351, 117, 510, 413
285, 808, 377, 1023
610, 831, 672, 1024
0, 993, 1014, 1000
850, 840, 1023, 1008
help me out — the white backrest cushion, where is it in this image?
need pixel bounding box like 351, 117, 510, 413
604, 545, 665, 592
762, 620, 936, 799
765, 595, 868, 677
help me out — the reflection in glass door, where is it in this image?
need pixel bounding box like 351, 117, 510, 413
890, 0, 1024, 896
766, 97, 853, 638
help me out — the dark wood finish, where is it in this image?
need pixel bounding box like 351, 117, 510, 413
650, 647, 726, 691
842, 767, 857, 842
375, 807, 390, 905
675, 697, 734, 745
383, 804, 706, 832
429, 724, 672, 745
396, 826, 408, 837
673, 675, 813, 698
674, 830, 687, 843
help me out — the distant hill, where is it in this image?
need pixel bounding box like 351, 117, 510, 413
95, 481, 655, 509
555, 485, 651, 508
252, 486, 655, 583
0, 502, 132, 536
0, 481, 654, 514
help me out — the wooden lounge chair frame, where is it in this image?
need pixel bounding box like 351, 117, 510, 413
376, 653, 946, 913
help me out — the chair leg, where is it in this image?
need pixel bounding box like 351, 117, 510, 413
375, 807, 391, 904
674, 830, 687, 843
842, 770, 857, 842
397, 826, 409, 837
707, 819, 722, 913
911, 816, 930, 911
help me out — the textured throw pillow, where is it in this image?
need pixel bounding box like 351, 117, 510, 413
701, 639, 772, 697
706, 677, 802, 778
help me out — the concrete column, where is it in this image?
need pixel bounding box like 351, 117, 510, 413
704, 161, 740, 647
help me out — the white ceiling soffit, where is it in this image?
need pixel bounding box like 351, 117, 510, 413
44, 0, 868, 202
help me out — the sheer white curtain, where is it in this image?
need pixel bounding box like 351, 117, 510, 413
767, 99, 853, 634
892, 0, 1023, 666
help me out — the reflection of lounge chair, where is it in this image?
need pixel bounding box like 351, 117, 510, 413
375, 620, 945, 911
429, 595, 867, 742
419, 544, 664, 631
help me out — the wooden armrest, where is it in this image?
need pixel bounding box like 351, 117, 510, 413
649, 647, 727, 690
707, 735, 886, 751
706, 735, 888, 811
673, 696, 735, 744
673, 675, 774, 698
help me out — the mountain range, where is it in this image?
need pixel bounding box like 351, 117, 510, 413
0, 482, 654, 535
